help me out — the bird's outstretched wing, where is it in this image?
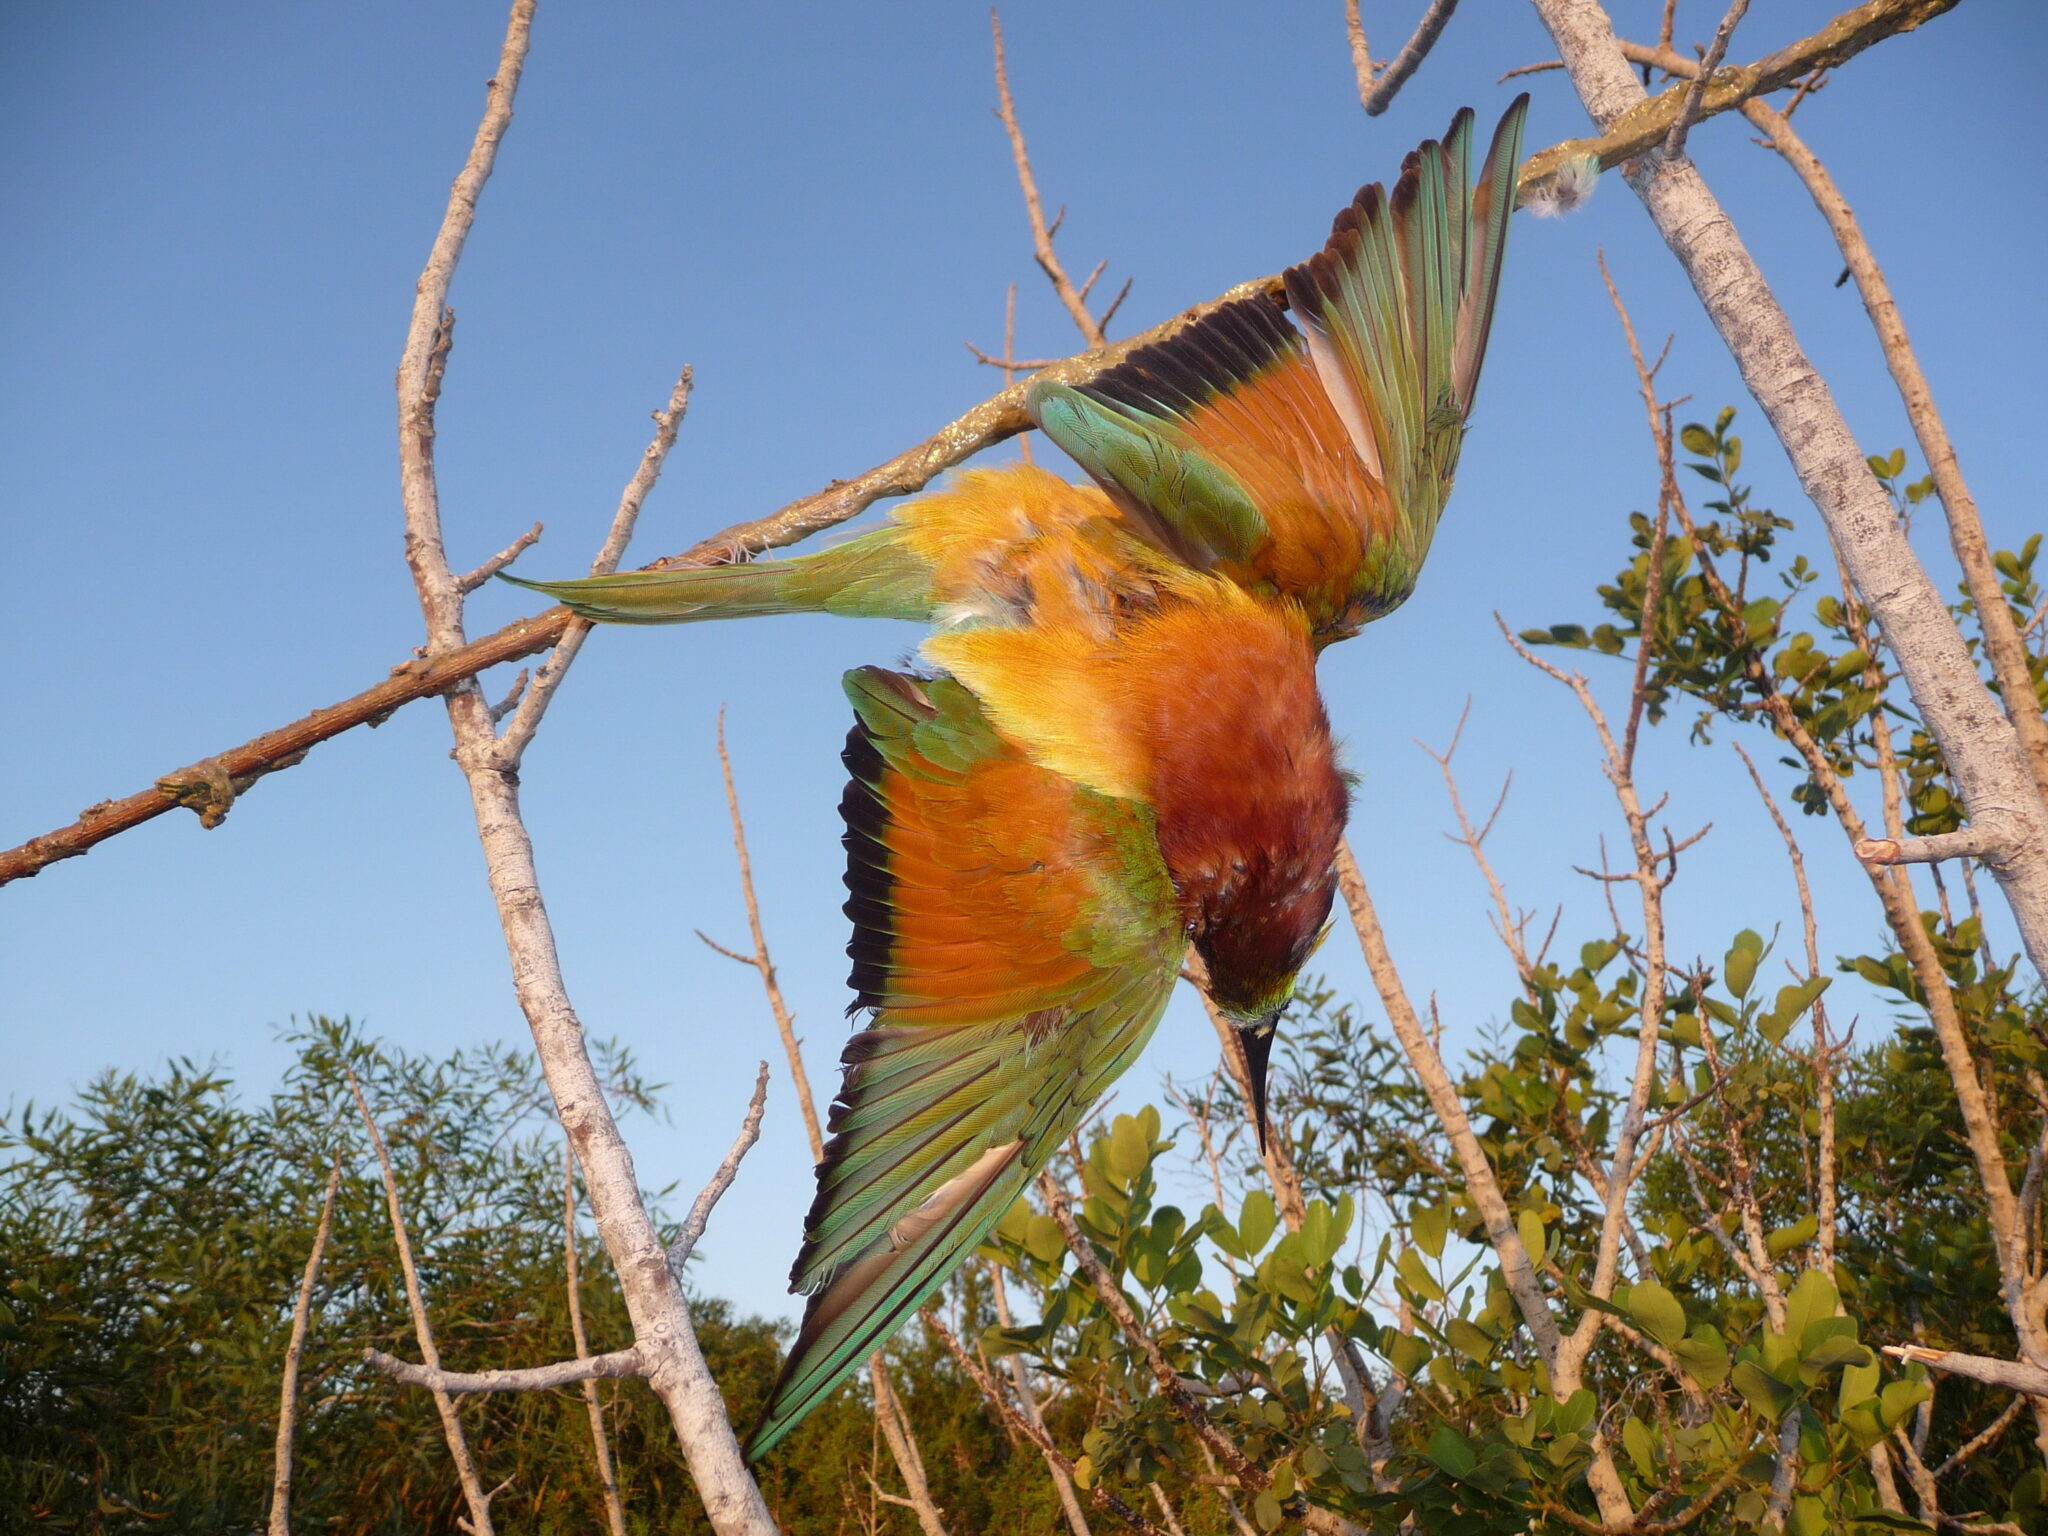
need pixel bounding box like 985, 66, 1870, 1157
1029, 97, 1527, 643
746, 666, 1184, 1458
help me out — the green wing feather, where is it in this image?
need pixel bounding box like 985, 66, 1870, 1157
1281, 95, 1528, 615
1028, 382, 1271, 571
745, 667, 1183, 1458
1028, 99, 1528, 638
499, 525, 936, 625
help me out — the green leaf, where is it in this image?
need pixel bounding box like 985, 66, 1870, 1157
1238, 1190, 1276, 1256
1554, 1389, 1597, 1437
1445, 1317, 1495, 1362
1724, 931, 1762, 998
1881, 1378, 1932, 1430
1395, 1245, 1445, 1304
1025, 1214, 1068, 1265
1673, 1336, 1730, 1389
1783, 1268, 1838, 1341
1252, 1491, 1283, 1532
1766, 1214, 1818, 1258
1412, 1202, 1448, 1260
1387, 1331, 1431, 1379
1517, 1208, 1547, 1263
1621, 1415, 1656, 1476
1845, 1511, 1934, 1533
1108, 1114, 1149, 1184
1799, 1333, 1875, 1381
1681, 423, 1717, 457
1426, 1425, 1477, 1479
1626, 1280, 1686, 1347
1839, 1359, 1881, 1413
1733, 1359, 1797, 1417
1790, 1495, 1827, 1536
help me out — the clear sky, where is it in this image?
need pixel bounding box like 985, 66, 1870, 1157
5, 1, 2044, 1321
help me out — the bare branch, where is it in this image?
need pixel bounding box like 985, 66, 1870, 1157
991, 9, 1105, 345
991, 1263, 1093, 1536
715, 713, 825, 1161
1663, 0, 1752, 160
458, 522, 543, 593
870, 1358, 952, 1536
667, 1062, 771, 1273
1359, 0, 1463, 116
380, 7, 775, 1527
350, 1071, 497, 1534
365, 1345, 646, 1394
1856, 829, 2007, 866
269, 1160, 340, 1536
1515, 0, 1960, 209
497, 366, 692, 763
1885, 1346, 2048, 1399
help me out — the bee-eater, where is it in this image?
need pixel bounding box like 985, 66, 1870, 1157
750, 624, 1344, 1457
508, 100, 1527, 1457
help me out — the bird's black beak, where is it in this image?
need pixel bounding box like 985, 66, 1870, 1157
1237, 1012, 1281, 1155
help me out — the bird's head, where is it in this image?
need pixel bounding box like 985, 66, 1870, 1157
1191, 861, 1338, 1153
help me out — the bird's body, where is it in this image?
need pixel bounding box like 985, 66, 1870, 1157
507, 98, 1529, 1459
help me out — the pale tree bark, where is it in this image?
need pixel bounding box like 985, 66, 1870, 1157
1528, 0, 2048, 985
1619, 39, 2048, 811
386, 4, 774, 1530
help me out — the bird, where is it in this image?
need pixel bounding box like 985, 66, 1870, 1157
506, 99, 1527, 1457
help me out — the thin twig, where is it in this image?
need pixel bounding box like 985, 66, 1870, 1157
715, 713, 824, 1161
1359, 0, 1463, 116
667, 1063, 771, 1273
497, 366, 692, 764
1343, 0, 1375, 108
991, 9, 1105, 345
566, 1147, 629, 1536
1663, 0, 1752, 160
268, 1160, 340, 1536
457, 522, 544, 593
1039, 1174, 1269, 1493
349, 1070, 498, 1535
991, 1263, 1093, 1536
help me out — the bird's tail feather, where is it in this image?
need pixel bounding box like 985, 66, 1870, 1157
500, 526, 935, 625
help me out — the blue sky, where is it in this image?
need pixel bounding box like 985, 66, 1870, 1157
5, 1, 2044, 1320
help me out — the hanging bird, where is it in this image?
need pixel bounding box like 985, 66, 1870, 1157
508, 97, 1525, 652
507, 100, 1528, 1456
